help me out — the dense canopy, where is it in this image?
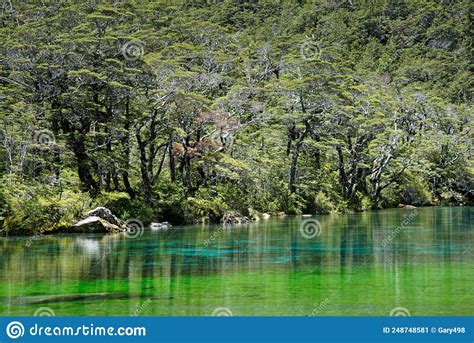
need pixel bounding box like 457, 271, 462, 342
0, 0, 472, 233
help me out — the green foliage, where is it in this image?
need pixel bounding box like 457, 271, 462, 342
0, 0, 472, 233
92, 192, 153, 222
313, 192, 335, 214
0, 176, 89, 235
182, 190, 229, 223
398, 174, 432, 206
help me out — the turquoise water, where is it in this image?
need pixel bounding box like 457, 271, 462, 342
0, 207, 472, 316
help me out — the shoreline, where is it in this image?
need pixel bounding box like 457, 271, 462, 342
1, 204, 470, 238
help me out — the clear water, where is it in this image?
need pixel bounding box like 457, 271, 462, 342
0, 207, 472, 316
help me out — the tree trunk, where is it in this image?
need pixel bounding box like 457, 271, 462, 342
337, 146, 348, 198
68, 134, 99, 196
136, 131, 153, 206
122, 171, 135, 199
289, 139, 303, 193
181, 138, 192, 196
122, 96, 136, 199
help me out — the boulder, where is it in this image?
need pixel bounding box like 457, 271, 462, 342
73, 216, 125, 233
151, 222, 172, 230
72, 207, 127, 233
261, 213, 271, 219
248, 208, 260, 221
86, 207, 126, 227
221, 214, 236, 224
239, 216, 250, 223
220, 213, 250, 224
398, 204, 417, 209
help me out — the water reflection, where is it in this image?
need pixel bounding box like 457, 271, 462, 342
0, 207, 472, 316
75, 238, 101, 256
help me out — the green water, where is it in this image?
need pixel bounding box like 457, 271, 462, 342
0, 207, 472, 316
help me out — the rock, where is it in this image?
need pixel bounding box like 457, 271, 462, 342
13, 293, 144, 306
248, 208, 260, 221
72, 207, 127, 233
73, 216, 124, 233
276, 211, 286, 217
302, 214, 312, 217
86, 207, 125, 228
261, 213, 271, 219
194, 217, 209, 224
150, 222, 172, 230
220, 213, 250, 225
398, 204, 417, 209
240, 216, 250, 223
221, 214, 236, 224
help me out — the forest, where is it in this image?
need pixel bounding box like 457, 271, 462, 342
0, 0, 472, 234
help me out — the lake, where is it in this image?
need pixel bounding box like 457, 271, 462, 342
0, 207, 472, 316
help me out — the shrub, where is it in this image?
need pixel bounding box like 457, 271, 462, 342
314, 191, 335, 214
0, 175, 89, 235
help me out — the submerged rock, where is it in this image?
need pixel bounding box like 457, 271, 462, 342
10, 293, 147, 305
